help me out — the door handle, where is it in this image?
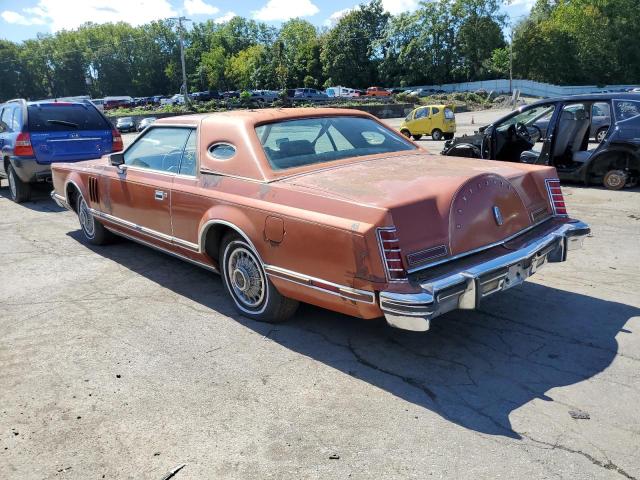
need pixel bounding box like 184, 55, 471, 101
154, 190, 167, 200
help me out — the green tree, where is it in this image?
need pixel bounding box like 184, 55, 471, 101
321, 0, 389, 87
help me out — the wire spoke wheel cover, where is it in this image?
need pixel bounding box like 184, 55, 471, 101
225, 244, 266, 311
78, 197, 95, 238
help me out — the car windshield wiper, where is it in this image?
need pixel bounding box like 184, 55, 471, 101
46, 119, 79, 128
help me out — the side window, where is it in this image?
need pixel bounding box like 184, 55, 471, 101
1, 106, 14, 131
415, 107, 429, 119
432, 107, 440, 115
11, 107, 21, 131
124, 127, 191, 173
614, 100, 640, 121
178, 130, 197, 176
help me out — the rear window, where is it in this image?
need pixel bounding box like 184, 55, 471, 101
255, 116, 416, 171
27, 104, 110, 132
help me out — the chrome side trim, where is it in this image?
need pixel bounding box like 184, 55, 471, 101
264, 265, 376, 305
105, 227, 219, 274
88, 208, 200, 251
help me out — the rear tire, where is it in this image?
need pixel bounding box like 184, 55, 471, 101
431, 129, 443, 141
7, 165, 31, 203
603, 169, 627, 190
412, 134, 422, 141
77, 193, 112, 245
220, 234, 298, 323
444, 132, 454, 140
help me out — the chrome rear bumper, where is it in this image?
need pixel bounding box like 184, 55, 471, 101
379, 218, 590, 332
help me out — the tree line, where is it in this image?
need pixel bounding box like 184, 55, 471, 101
0, 0, 637, 102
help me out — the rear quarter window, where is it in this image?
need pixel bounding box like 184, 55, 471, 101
27, 104, 110, 132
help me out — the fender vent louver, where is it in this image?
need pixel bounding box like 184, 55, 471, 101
88, 177, 99, 204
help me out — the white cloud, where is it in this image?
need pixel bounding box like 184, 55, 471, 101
1, 10, 46, 25
252, 0, 319, 21
1, 0, 177, 32
323, 7, 354, 26
214, 11, 236, 24
184, 0, 219, 16
381, 0, 419, 15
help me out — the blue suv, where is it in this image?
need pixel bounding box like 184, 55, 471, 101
0, 99, 122, 203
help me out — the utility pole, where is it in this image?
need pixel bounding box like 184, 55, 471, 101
170, 16, 191, 105
509, 28, 513, 95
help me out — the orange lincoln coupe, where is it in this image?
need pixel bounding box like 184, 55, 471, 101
51, 108, 589, 332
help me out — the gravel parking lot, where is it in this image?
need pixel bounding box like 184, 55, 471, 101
1, 110, 639, 479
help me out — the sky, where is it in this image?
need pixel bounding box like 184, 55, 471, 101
0, 0, 535, 43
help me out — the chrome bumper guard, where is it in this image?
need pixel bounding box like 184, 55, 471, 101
379, 218, 590, 332
51, 191, 71, 210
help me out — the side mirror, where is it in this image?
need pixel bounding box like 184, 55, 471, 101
110, 152, 125, 170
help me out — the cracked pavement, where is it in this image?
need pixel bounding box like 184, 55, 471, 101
1, 175, 639, 479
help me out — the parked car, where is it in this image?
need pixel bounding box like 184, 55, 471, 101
161, 94, 185, 106
400, 104, 456, 141
533, 102, 611, 143
50, 108, 588, 332
116, 117, 136, 133
366, 87, 391, 97
250, 90, 279, 103
293, 88, 328, 101
0, 98, 122, 203
137, 117, 157, 132
407, 88, 435, 97
222, 91, 240, 99
103, 97, 133, 110
326, 86, 359, 98
442, 93, 640, 190
191, 91, 222, 102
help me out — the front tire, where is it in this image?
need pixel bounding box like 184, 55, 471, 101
595, 127, 608, 143
400, 129, 411, 139
7, 165, 31, 203
220, 234, 298, 323
431, 128, 443, 141
444, 132, 454, 140
412, 134, 422, 141
77, 193, 112, 245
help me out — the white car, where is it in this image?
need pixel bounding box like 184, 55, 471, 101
160, 94, 185, 106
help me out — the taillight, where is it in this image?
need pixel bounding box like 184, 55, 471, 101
111, 129, 123, 152
545, 178, 568, 216
14, 132, 34, 157
376, 227, 407, 281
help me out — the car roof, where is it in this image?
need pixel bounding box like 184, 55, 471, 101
529, 92, 640, 106
155, 108, 377, 182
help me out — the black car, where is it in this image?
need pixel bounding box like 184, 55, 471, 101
442, 93, 640, 190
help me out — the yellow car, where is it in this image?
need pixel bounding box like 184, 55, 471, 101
400, 104, 456, 141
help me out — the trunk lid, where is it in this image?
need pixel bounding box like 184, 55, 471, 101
27, 103, 113, 164
280, 152, 555, 271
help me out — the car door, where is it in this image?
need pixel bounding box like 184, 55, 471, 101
101, 126, 192, 241
412, 107, 431, 134
0, 105, 15, 175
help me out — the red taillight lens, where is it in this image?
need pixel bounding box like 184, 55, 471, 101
14, 132, 34, 157
545, 178, 568, 216
111, 129, 123, 152
377, 227, 407, 281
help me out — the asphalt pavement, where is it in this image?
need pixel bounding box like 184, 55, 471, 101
1, 108, 639, 480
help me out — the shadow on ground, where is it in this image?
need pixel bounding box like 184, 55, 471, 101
0, 182, 65, 212
67, 227, 639, 439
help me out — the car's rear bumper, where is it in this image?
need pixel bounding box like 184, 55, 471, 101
379, 218, 590, 332
8, 157, 51, 183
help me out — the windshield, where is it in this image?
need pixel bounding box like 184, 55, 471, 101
256, 116, 416, 170
497, 104, 555, 131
